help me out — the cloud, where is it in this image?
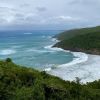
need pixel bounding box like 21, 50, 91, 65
69, 0, 100, 5
0, 0, 100, 30
0, 3, 38, 25
39, 16, 80, 25
54, 16, 80, 21
36, 6, 47, 12
20, 4, 30, 8
0, 7, 15, 24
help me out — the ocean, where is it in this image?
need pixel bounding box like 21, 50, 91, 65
0, 30, 76, 70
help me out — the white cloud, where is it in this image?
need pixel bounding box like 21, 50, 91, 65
54, 16, 80, 21
38, 16, 80, 25
0, 3, 38, 25
0, 0, 100, 30
0, 2, 79, 26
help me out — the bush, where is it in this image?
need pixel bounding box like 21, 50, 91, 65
5, 58, 12, 63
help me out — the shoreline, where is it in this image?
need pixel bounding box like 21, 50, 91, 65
48, 54, 100, 83
47, 38, 100, 83
53, 38, 100, 55
44, 38, 89, 72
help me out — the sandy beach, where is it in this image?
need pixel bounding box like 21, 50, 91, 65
48, 53, 100, 83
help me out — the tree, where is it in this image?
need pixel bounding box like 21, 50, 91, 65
5, 58, 12, 63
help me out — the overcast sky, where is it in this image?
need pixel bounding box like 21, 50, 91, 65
0, 0, 100, 30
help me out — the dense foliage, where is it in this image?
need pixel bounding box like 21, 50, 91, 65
0, 58, 100, 100
55, 26, 100, 40
54, 27, 100, 54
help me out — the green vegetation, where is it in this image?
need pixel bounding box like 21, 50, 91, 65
0, 26, 100, 99
54, 26, 100, 54
55, 26, 100, 40
0, 58, 100, 100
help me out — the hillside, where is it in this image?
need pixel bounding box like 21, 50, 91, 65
0, 58, 100, 100
54, 26, 100, 55
55, 26, 100, 40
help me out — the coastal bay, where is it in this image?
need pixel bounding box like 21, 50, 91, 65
48, 54, 100, 83
48, 26, 100, 83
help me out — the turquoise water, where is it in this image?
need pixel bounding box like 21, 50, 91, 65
0, 30, 75, 70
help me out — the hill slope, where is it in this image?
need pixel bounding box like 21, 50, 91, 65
55, 26, 100, 40
54, 26, 100, 55
1, 58, 100, 100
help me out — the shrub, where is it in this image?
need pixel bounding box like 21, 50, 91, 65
5, 58, 12, 63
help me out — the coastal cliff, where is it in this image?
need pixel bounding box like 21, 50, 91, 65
53, 26, 100, 55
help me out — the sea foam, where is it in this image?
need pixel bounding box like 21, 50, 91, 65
0, 49, 16, 55
58, 52, 88, 67
44, 38, 88, 71
48, 54, 100, 83
44, 45, 67, 52
24, 33, 32, 35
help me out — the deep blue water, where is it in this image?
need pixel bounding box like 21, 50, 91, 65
0, 30, 75, 70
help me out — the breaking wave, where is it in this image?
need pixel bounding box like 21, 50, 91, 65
24, 33, 32, 35
0, 49, 16, 55
44, 38, 88, 71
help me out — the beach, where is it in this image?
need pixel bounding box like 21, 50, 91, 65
48, 53, 100, 83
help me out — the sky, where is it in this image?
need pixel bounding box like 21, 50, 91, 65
0, 0, 100, 30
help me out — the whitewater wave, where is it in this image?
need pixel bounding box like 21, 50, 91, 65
58, 52, 88, 67
0, 49, 16, 55
48, 54, 100, 83
44, 68, 52, 71
51, 38, 59, 42
44, 38, 88, 71
24, 33, 32, 35
44, 38, 68, 52
44, 52, 88, 72
49, 46, 65, 51
44, 64, 60, 71
44, 45, 68, 52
